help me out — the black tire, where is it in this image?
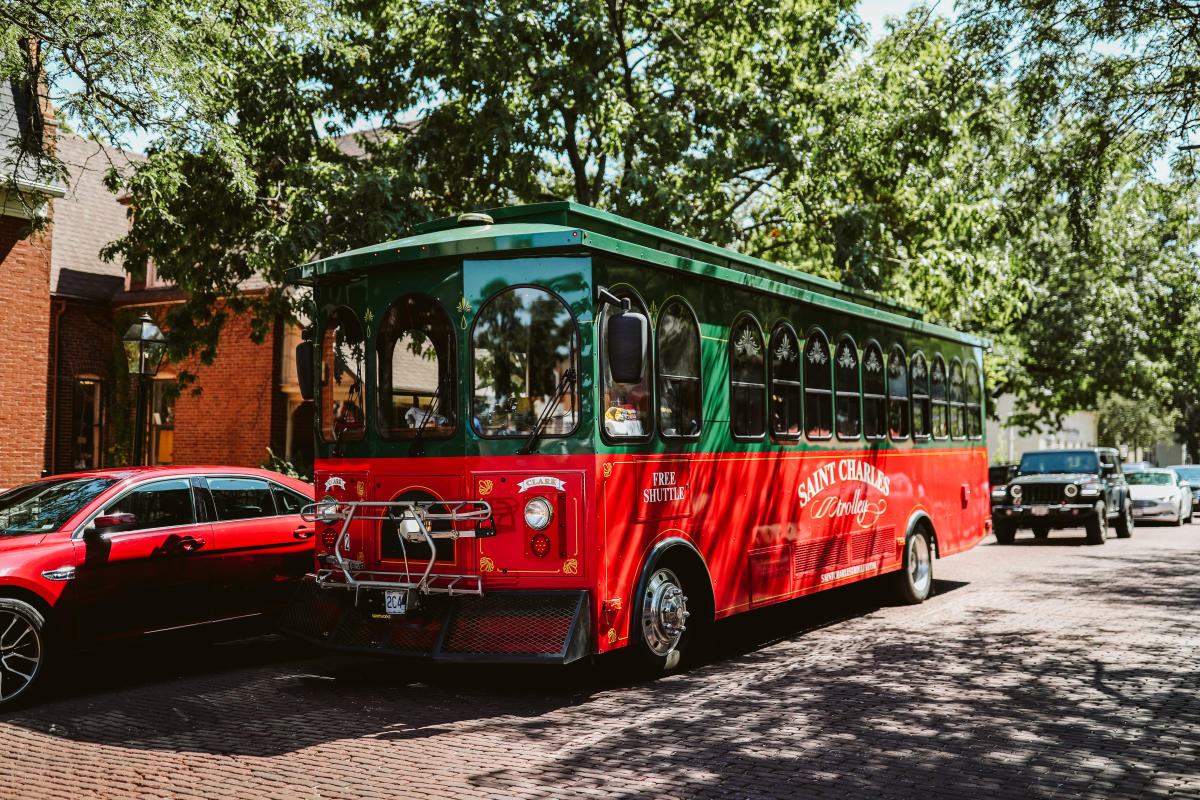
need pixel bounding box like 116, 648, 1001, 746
633, 564, 694, 673
0, 598, 47, 707
993, 521, 1016, 544
1085, 502, 1108, 545
889, 527, 934, 605
1113, 500, 1133, 538
1032, 525, 1050, 540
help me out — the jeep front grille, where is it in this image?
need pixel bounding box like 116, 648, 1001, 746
1020, 484, 1067, 504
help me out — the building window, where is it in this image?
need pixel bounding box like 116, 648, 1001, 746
949, 358, 966, 439
769, 323, 802, 441
596, 290, 650, 440
656, 299, 702, 439
887, 346, 909, 440
729, 314, 766, 440
930, 355, 948, 439
319, 306, 366, 443
149, 380, 176, 465
862, 342, 886, 441
804, 330, 833, 440
911, 351, 931, 440
376, 293, 456, 440
966, 361, 983, 439
72, 378, 103, 470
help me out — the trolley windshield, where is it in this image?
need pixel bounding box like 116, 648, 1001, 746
471, 286, 579, 437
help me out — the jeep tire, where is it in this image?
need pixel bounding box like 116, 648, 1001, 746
1113, 499, 1133, 538
993, 520, 1016, 545
1085, 502, 1108, 545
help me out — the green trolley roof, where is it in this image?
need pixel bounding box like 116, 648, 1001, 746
288, 202, 989, 348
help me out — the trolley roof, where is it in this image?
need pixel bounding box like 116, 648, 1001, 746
289, 202, 989, 347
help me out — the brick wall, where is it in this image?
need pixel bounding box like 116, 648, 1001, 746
0, 216, 51, 487
170, 313, 282, 467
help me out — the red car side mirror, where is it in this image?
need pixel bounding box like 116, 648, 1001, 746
92, 513, 136, 533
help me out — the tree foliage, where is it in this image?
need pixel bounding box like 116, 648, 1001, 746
10, 0, 1200, 448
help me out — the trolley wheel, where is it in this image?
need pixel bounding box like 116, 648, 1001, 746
993, 521, 1016, 545
1032, 525, 1050, 540
633, 565, 693, 673
889, 527, 933, 605
0, 598, 47, 708
1085, 502, 1108, 545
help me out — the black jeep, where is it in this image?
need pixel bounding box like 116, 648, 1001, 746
991, 447, 1133, 545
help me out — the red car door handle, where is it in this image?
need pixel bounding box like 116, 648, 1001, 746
179, 536, 206, 552
293, 527, 316, 540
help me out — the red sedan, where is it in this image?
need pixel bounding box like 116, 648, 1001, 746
0, 466, 315, 705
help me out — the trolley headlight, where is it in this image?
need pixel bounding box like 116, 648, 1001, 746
1010, 485, 1022, 501
1064, 484, 1078, 498
315, 495, 342, 523
524, 496, 554, 530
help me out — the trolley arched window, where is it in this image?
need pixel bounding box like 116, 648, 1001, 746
887, 345, 909, 440
949, 358, 966, 439
862, 341, 886, 440
599, 290, 651, 439
966, 361, 983, 439
376, 293, 456, 440
729, 314, 766, 440
910, 351, 931, 440
834, 335, 861, 440
319, 306, 366, 443
471, 286, 579, 438
656, 299, 702, 439
769, 323, 802, 440
804, 330, 833, 440
931, 355, 949, 439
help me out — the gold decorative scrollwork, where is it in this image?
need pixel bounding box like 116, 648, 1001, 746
458, 297, 472, 330
606, 628, 618, 644
478, 479, 494, 496
563, 559, 579, 575
479, 557, 495, 573
602, 463, 613, 478
356, 480, 366, 498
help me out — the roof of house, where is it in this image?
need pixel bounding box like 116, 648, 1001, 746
50, 134, 144, 300
0, 80, 64, 196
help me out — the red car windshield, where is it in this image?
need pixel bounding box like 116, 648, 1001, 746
0, 477, 118, 536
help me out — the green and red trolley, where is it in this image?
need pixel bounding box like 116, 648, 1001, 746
281, 203, 990, 670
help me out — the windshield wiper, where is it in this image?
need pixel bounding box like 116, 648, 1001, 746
517, 369, 576, 455
409, 382, 443, 458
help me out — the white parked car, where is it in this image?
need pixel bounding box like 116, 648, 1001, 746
1126, 469, 1193, 525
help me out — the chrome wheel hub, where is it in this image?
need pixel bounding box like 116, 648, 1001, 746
908, 535, 932, 596
0, 612, 41, 703
642, 567, 689, 657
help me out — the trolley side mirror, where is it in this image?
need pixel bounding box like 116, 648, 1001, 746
296, 329, 314, 402
598, 286, 648, 384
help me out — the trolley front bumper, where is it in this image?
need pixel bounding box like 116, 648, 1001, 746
279, 578, 591, 664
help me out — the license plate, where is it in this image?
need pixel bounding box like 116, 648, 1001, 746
1031, 505, 1050, 516
384, 590, 408, 615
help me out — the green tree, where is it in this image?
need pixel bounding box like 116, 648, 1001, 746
1097, 395, 1176, 456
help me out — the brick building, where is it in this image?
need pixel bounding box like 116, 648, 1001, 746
0, 77, 63, 488
0, 83, 309, 487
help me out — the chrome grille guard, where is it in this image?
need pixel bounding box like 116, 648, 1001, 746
300, 499, 495, 597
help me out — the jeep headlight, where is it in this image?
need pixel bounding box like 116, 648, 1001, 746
1064, 484, 1078, 498
1010, 485, 1022, 501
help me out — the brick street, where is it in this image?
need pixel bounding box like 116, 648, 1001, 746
1, 522, 1197, 800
